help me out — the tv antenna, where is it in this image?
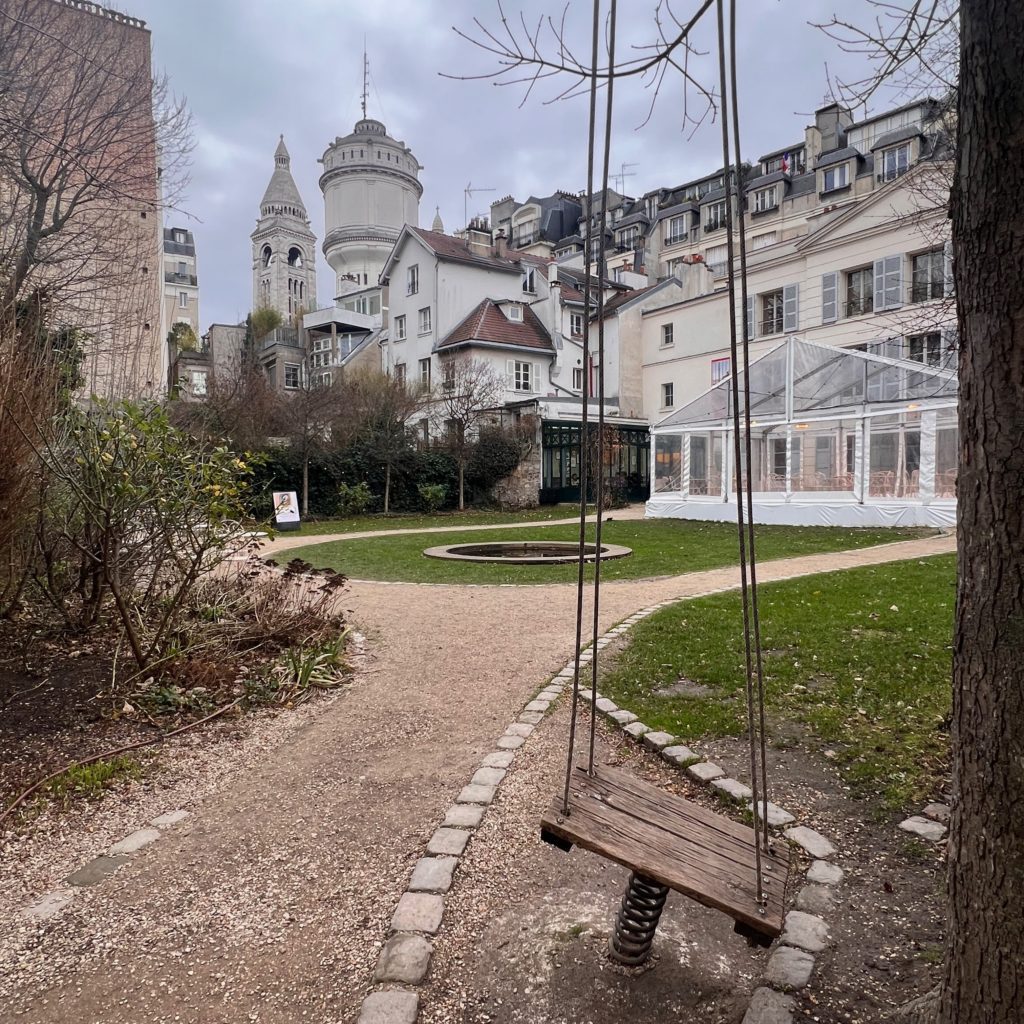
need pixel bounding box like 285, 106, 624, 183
464, 182, 496, 230
611, 162, 638, 193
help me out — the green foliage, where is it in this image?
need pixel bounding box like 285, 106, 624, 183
336, 481, 374, 516
418, 483, 447, 513
465, 426, 526, 492
249, 306, 283, 342
44, 756, 142, 804
167, 321, 199, 351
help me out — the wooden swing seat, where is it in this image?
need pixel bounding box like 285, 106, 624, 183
541, 763, 790, 939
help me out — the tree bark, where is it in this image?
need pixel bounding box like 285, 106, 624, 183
384, 462, 391, 515
941, 2, 1024, 1020
302, 454, 309, 517
458, 462, 465, 511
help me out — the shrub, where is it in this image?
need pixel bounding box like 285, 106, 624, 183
336, 481, 373, 517
465, 426, 528, 495
418, 483, 447, 513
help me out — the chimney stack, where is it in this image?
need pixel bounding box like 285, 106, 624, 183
493, 228, 508, 258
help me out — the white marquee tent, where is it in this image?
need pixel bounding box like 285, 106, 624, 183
647, 337, 958, 527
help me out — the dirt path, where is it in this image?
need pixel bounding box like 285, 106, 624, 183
0, 532, 954, 1023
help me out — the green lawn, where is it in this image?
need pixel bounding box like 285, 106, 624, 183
598, 554, 955, 808
291, 505, 592, 537
285, 519, 935, 586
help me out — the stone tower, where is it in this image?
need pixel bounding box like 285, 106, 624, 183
319, 117, 423, 296
251, 136, 318, 321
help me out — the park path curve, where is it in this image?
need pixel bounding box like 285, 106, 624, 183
2, 530, 954, 1024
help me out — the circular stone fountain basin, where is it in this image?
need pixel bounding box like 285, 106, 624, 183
422, 540, 633, 565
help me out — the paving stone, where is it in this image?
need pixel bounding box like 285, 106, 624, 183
523, 699, 550, 713
608, 709, 638, 725
641, 730, 675, 752
923, 802, 951, 823
711, 778, 753, 802
742, 987, 797, 1024
457, 783, 497, 804
66, 855, 128, 887
764, 946, 815, 991
357, 989, 420, 1024
781, 910, 830, 953
518, 710, 544, 725
108, 828, 162, 856
442, 803, 485, 829
391, 892, 444, 935
150, 810, 189, 828
807, 860, 844, 886
624, 721, 651, 740
409, 856, 458, 893
688, 761, 725, 782
898, 815, 947, 841
794, 884, 835, 916
470, 766, 506, 787
21, 888, 74, 922
496, 735, 525, 750
748, 801, 796, 827
595, 698, 618, 713
480, 751, 515, 769
427, 827, 470, 856
661, 744, 700, 766
373, 933, 433, 985
784, 826, 837, 860
505, 722, 534, 738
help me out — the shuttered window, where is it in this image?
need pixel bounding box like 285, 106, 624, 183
783, 283, 799, 332
873, 255, 903, 311
821, 272, 838, 324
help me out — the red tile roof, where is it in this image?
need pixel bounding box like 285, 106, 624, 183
408, 227, 518, 273
437, 299, 554, 352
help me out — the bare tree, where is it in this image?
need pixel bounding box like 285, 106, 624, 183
431, 356, 506, 510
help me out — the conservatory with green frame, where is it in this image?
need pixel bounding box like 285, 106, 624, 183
647, 337, 958, 528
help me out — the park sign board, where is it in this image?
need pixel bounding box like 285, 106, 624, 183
273, 491, 300, 531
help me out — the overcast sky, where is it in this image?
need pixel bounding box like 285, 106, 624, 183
123, 0, 908, 328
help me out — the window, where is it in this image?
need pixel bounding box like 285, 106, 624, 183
284, 363, 301, 389
407, 264, 419, 295
907, 332, 942, 366
261, 245, 272, 267
190, 370, 207, 396
394, 315, 407, 341
419, 358, 431, 388
507, 304, 523, 322
522, 267, 536, 293
711, 357, 731, 383
178, 291, 188, 308
618, 226, 640, 250
770, 437, 801, 478
704, 244, 729, 274
173, 229, 186, 243
661, 323, 674, 347
760, 290, 784, 335
661, 382, 674, 409
703, 200, 727, 232
418, 307, 431, 334
665, 215, 687, 245
753, 185, 778, 213
822, 164, 849, 192
513, 361, 532, 392
569, 312, 583, 337
845, 267, 874, 317
912, 249, 944, 302
394, 362, 406, 385
442, 362, 456, 391
880, 143, 911, 182
287, 246, 303, 268
751, 231, 777, 250
573, 366, 584, 390
763, 149, 805, 175
177, 261, 187, 277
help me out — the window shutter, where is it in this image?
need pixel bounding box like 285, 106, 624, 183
532, 362, 542, 393
745, 296, 754, 341
783, 283, 799, 332
821, 272, 838, 324
943, 239, 954, 297
875, 255, 903, 310
506, 358, 515, 388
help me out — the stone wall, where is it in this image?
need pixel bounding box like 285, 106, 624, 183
492, 442, 542, 510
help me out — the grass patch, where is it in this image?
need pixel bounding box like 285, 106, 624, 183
43, 755, 144, 804
287, 519, 934, 585
293, 505, 591, 537
599, 554, 955, 808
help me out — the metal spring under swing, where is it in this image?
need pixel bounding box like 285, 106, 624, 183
608, 873, 670, 966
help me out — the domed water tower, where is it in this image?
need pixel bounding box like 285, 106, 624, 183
319, 117, 423, 296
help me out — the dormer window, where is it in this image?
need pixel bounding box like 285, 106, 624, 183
753, 185, 779, 213
703, 200, 727, 233
507, 304, 523, 322
618, 226, 640, 250
821, 164, 849, 193
665, 215, 687, 245
879, 143, 911, 182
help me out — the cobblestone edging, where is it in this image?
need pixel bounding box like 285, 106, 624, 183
357, 600, 844, 1024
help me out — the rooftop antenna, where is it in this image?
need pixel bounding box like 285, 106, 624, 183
611, 162, 638, 193
361, 41, 369, 119
464, 181, 496, 231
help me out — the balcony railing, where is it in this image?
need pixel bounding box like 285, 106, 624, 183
845, 297, 874, 318
165, 272, 197, 285
664, 231, 688, 246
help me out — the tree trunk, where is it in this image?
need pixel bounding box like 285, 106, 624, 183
458, 462, 465, 511
302, 454, 309, 517
941, 2, 1024, 1020
384, 462, 391, 514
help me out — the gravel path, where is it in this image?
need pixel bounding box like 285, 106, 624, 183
0, 531, 954, 1023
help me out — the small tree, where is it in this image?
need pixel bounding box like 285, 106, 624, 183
248, 307, 283, 345
431, 356, 506, 510
167, 321, 199, 352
